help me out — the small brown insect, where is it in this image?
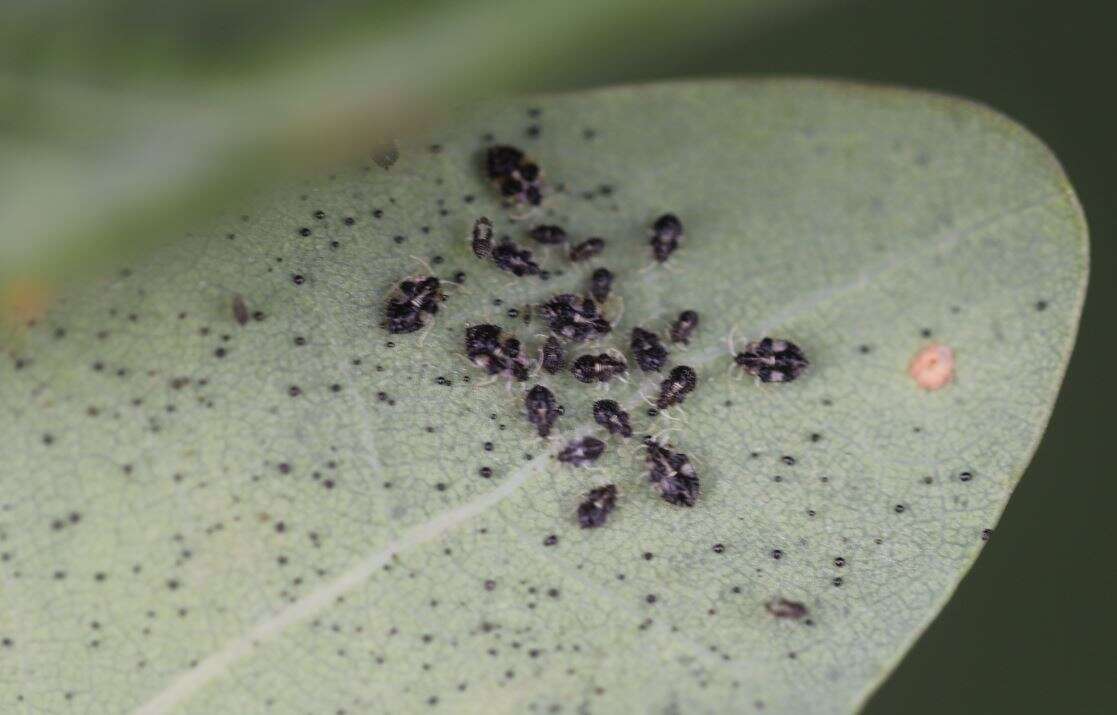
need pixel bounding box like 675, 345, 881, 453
558, 436, 606, 467
766, 598, 809, 620
644, 438, 699, 507
491, 240, 540, 276
525, 384, 559, 437
529, 224, 567, 245
669, 310, 699, 344
465, 324, 501, 356
589, 267, 614, 303
471, 217, 494, 259
232, 294, 249, 326
735, 338, 808, 383
631, 327, 669, 372
539, 294, 611, 342
465, 324, 529, 381
383, 275, 444, 334
540, 336, 564, 374
486, 144, 544, 207
577, 484, 618, 528
571, 353, 627, 384
593, 400, 632, 438
569, 237, 605, 262
655, 365, 696, 409
649, 213, 683, 262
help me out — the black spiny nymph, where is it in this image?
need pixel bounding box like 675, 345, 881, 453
735, 338, 809, 383
577, 484, 618, 528
529, 224, 567, 245
649, 213, 683, 262
589, 267, 614, 303
485, 144, 544, 208
571, 353, 627, 384
655, 365, 696, 408
491, 239, 540, 277
592, 399, 632, 438
540, 336, 564, 374
631, 327, 669, 372
539, 293, 611, 342
383, 275, 444, 334
524, 384, 559, 437
644, 438, 699, 507
569, 237, 605, 262
465, 324, 529, 381
471, 216, 494, 259
558, 436, 605, 467
669, 310, 699, 344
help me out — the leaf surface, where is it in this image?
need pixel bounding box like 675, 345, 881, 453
0, 80, 1087, 714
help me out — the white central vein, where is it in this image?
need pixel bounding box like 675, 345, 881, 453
133, 451, 551, 715
135, 190, 1060, 714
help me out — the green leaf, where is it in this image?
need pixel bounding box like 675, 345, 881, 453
0, 80, 1086, 714
0, 0, 826, 289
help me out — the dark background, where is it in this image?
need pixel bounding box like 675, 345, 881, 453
588, 1, 1116, 711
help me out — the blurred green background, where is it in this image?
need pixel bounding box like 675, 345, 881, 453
3, 0, 1112, 711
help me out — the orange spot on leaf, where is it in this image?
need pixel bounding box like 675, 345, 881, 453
908, 343, 955, 390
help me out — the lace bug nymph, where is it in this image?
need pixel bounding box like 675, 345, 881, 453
592, 399, 632, 438
766, 598, 809, 620
589, 267, 614, 303
558, 436, 606, 467
529, 224, 567, 245
539, 294, 611, 342
471, 216, 494, 259
383, 275, 444, 334
649, 213, 683, 262
524, 384, 559, 437
644, 438, 699, 507
631, 327, 669, 372
669, 310, 699, 344
571, 353, 627, 384
491, 239, 540, 277
569, 237, 605, 262
655, 365, 696, 408
735, 338, 809, 383
465, 324, 530, 381
485, 144, 544, 208
540, 336, 564, 374
577, 484, 618, 528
